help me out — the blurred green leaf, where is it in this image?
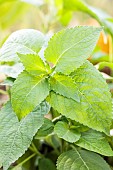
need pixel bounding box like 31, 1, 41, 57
0, 1, 29, 29
90, 52, 109, 64
21, 0, 44, 6
98, 62, 113, 71
0, 63, 24, 78
64, 0, 113, 36
39, 158, 56, 170
0, 29, 45, 62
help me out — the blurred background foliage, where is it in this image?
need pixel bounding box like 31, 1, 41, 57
0, 0, 113, 101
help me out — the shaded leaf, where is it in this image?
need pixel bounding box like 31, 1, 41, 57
35, 118, 54, 139
39, 158, 56, 170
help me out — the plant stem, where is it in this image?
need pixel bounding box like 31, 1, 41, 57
31, 142, 44, 157
12, 153, 36, 169
29, 146, 35, 153
0, 89, 7, 95
52, 115, 62, 123
70, 144, 77, 150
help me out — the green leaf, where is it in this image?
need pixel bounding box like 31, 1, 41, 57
0, 1, 29, 30
76, 129, 113, 156
0, 63, 24, 78
64, 0, 113, 36
0, 101, 45, 170
17, 53, 49, 76
39, 158, 56, 170
48, 61, 112, 134
0, 29, 45, 62
54, 121, 81, 143
50, 74, 80, 102
45, 26, 101, 74
11, 71, 49, 119
0, 77, 15, 86
57, 149, 111, 170
35, 118, 54, 139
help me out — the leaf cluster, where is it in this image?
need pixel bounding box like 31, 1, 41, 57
0, 27, 112, 170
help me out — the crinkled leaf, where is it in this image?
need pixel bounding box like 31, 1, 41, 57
50, 74, 80, 102
48, 61, 112, 134
57, 149, 111, 170
0, 101, 46, 170
35, 118, 54, 139
17, 53, 49, 76
45, 26, 101, 74
76, 129, 113, 156
0, 29, 45, 62
11, 71, 49, 119
54, 121, 81, 143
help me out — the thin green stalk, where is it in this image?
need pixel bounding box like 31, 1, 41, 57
0, 89, 7, 95
31, 142, 44, 157
29, 146, 35, 153
12, 153, 36, 170
70, 144, 77, 151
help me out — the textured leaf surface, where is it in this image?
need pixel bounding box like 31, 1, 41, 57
0, 102, 46, 170
39, 158, 56, 170
18, 53, 49, 76
45, 26, 101, 74
48, 61, 112, 134
11, 71, 49, 119
76, 130, 113, 156
50, 74, 80, 102
57, 149, 111, 170
0, 29, 45, 62
35, 118, 54, 139
54, 121, 81, 143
